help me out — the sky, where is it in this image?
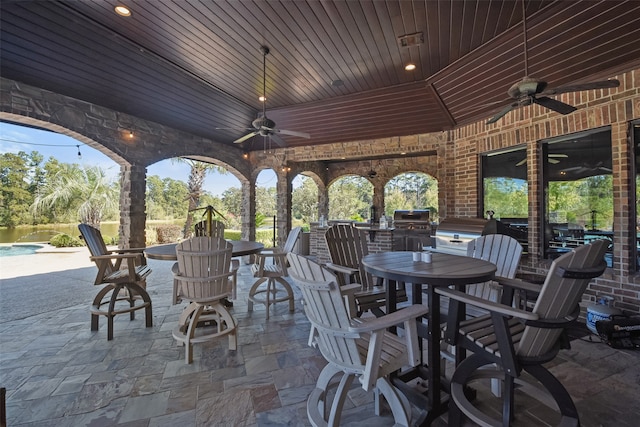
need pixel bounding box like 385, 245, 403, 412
0, 121, 278, 195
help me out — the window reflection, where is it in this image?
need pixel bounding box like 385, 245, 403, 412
481, 146, 529, 252
543, 128, 613, 266
633, 121, 640, 271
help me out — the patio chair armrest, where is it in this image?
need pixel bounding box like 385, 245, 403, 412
90, 253, 142, 261
112, 247, 146, 254
255, 251, 287, 260
349, 305, 428, 333
325, 262, 358, 276
524, 304, 580, 328
494, 276, 543, 295
436, 287, 539, 321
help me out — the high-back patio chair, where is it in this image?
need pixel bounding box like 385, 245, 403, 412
172, 236, 237, 363
172, 219, 238, 305
248, 226, 301, 319
287, 252, 428, 427
324, 224, 407, 317
78, 223, 152, 341
436, 240, 608, 426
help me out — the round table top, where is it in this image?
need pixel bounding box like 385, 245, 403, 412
362, 251, 496, 287
145, 240, 264, 260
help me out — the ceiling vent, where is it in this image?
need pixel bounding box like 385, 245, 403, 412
398, 32, 424, 47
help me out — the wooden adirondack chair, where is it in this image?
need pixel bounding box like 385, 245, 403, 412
287, 252, 428, 427
172, 236, 237, 364
78, 223, 152, 341
437, 240, 608, 426
324, 224, 407, 317
172, 219, 238, 304
248, 226, 301, 319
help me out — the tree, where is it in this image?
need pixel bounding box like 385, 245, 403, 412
31, 164, 119, 228
0, 151, 37, 226
292, 175, 318, 224
171, 158, 227, 237
328, 176, 372, 220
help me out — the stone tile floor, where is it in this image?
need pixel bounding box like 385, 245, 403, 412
1, 250, 639, 426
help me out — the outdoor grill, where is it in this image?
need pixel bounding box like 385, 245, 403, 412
432, 217, 497, 255
392, 209, 431, 230
392, 210, 432, 251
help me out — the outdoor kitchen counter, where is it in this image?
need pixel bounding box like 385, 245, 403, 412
309, 222, 395, 265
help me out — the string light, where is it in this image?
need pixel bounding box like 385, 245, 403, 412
129, 130, 134, 138
0, 138, 85, 160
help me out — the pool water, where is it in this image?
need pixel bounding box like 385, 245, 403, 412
0, 244, 44, 257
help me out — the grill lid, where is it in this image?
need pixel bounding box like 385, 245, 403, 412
393, 210, 430, 221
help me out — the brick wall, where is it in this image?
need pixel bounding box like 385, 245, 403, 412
450, 69, 640, 315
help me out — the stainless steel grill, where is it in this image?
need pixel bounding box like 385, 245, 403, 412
432, 217, 495, 255
392, 210, 430, 230
392, 210, 432, 251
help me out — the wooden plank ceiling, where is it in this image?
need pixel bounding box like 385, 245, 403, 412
1, 0, 639, 153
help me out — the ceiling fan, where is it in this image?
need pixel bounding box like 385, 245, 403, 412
515, 153, 567, 167
486, 0, 620, 125
233, 46, 310, 147
561, 161, 612, 176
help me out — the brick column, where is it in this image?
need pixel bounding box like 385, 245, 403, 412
119, 163, 146, 249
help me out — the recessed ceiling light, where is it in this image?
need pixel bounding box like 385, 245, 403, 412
258, 96, 266, 102
405, 63, 416, 71
114, 5, 131, 17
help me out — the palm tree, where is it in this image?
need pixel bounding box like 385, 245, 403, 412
171, 158, 227, 237
31, 164, 119, 228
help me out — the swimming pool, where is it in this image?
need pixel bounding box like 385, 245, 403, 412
0, 244, 44, 257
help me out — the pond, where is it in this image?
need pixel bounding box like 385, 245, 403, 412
0, 224, 120, 244
0, 221, 185, 244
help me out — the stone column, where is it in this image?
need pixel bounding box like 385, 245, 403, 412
372, 181, 385, 222
318, 183, 328, 220
241, 179, 256, 241
119, 163, 147, 249
276, 170, 292, 247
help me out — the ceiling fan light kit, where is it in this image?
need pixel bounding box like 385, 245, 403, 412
233, 46, 310, 147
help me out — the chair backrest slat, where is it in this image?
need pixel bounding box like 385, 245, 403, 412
325, 224, 373, 289
287, 253, 363, 370
79, 223, 116, 274
518, 239, 608, 357
175, 237, 232, 302
194, 220, 225, 238
466, 234, 523, 301
282, 226, 303, 253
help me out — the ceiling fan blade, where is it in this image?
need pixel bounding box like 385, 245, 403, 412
233, 131, 258, 144
533, 97, 577, 115
548, 158, 560, 164
515, 158, 527, 167
486, 102, 518, 124
269, 133, 286, 147
549, 153, 568, 158
542, 79, 620, 96
275, 129, 311, 139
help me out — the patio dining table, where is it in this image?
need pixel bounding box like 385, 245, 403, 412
144, 240, 264, 260
361, 251, 496, 425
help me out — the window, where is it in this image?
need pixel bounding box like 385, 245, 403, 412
481, 146, 529, 252
542, 128, 613, 266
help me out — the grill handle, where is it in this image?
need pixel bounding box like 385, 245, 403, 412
449, 239, 464, 243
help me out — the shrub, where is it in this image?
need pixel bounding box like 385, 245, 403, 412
155, 224, 182, 243
101, 234, 118, 245
50, 233, 83, 248
145, 228, 158, 246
